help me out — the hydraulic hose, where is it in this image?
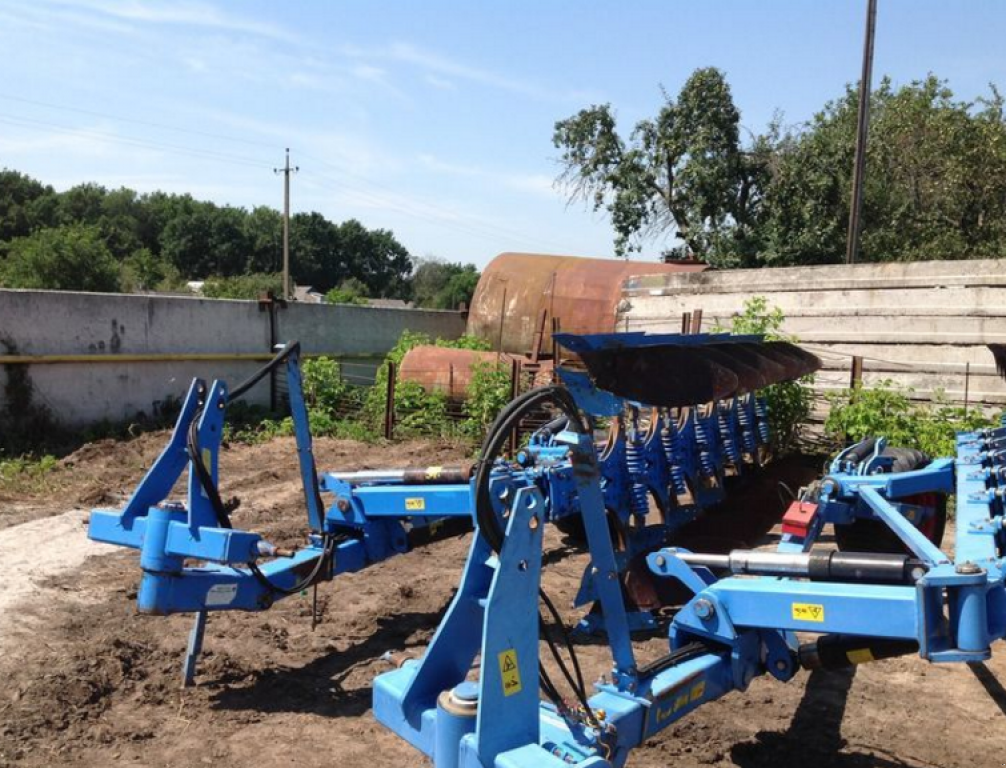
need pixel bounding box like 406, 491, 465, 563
471, 385, 598, 726
474, 384, 586, 553
229, 341, 300, 401
185, 340, 341, 595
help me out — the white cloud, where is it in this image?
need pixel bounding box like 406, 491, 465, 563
425, 74, 457, 91
416, 153, 559, 200
37, 0, 301, 44
341, 41, 551, 100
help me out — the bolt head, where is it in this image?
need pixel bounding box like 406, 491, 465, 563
694, 598, 715, 620
955, 561, 984, 575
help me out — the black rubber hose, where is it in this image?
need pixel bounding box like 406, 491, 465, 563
185, 338, 343, 595
247, 534, 337, 596
187, 407, 233, 530
474, 385, 586, 553
229, 340, 301, 402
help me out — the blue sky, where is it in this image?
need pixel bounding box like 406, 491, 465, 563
0, 0, 1002, 268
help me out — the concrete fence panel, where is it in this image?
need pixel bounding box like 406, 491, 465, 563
0, 289, 465, 428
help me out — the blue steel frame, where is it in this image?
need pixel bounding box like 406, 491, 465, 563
86, 331, 791, 683
375, 422, 1005, 767
87, 344, 472, 683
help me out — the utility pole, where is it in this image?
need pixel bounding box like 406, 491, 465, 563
845, 0, 877, 265
274, 148, 299, 300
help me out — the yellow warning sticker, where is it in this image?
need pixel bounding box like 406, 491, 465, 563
792, 603, 825, 623
689, 680, 706, 702
426, 466, 443, 480
847, 648, 874, 665
405, 497, 426, 511
498, 649, 522, 696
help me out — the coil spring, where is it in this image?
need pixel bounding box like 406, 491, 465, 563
754, 396, 771, 444
695, 416, 717, 477
625, 429, 650, 518
736, 397, 758, 454
718, 407, 740, 464
660, 415, 689, 496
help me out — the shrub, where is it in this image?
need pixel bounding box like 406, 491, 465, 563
724, 296, 814, 454
825, 381, 1001, 458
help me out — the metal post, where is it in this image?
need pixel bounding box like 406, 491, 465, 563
964, 361, 971, 415
384, 361, 397, 440
845, 0, 878, 265
508, 358, 521, 455
274, 148, 299, 300
681, 312, 692, 335
551, 317, 561, 382
496, 285, 508, 359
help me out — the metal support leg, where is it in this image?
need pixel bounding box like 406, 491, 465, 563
182, 610, 208, 688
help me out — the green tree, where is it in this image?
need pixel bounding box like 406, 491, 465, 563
202, 272, 284, 299
411, 257, 480, 308
0, 169, 57, 242
338, 219, 413, 297
325, 277, 370, 305
554, 67, 765, 266
289, 211, 342, 289
244, 205, 283, 273
160, 202, 249, 277
1, 224, 120, 292
761, 76, 1006, 265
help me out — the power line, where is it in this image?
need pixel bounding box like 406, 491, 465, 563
0, 92, 278, 150
298, 169, 555, 252
0, 97, 581, 254
297, 149, 574, 253
0, 113, 274, 171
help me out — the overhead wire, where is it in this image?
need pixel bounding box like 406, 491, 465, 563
0, 92, 577, 253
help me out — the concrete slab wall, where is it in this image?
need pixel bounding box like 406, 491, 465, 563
0, 289, 465, 427
618, 258, 1006, 421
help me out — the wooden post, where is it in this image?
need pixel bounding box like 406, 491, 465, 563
681, 312, 692, 335
849, 356, 864, 390
690, 308, 703, 335
384, 361, 397, 440
448, 363, 455, 400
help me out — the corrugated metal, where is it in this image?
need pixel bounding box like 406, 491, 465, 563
467, 252, 706, 355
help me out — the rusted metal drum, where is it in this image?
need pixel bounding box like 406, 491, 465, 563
467, 252, 706, 355
399, 346, 554, 399
399, 347, 517, 399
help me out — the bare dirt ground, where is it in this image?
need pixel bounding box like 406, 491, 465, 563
0, 435, 1003, 768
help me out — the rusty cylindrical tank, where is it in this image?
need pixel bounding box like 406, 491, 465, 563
399, 347, 554, 399
467, 252, 706, 356
399, 347, 518, 400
